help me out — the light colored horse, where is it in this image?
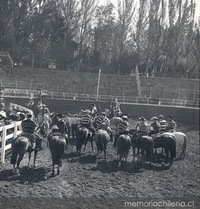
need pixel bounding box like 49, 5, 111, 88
95, 129, 110, 159
171, 131, 187, 159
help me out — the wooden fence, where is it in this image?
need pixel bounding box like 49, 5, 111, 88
0, 121, 22, 163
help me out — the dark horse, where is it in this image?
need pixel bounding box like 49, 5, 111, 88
154, 133, 176, 165
49, 133, 67, 176
131, 132, 154, 166
11, 135, 42, 174
76, 126, 94, 155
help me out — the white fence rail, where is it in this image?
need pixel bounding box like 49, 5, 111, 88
10, 103, 33, 115
2, 88, 199, 108
0, 121, 22, 163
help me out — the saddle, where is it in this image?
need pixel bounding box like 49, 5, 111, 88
21, 133, 35, 143
20, 132, 36, 150
49, 130, 68, 142
151, 133, 161, 140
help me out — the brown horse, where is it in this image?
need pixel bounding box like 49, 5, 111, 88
131, 132, 154, 166
49, 133, 67, 176
11, 135, 42, 174
154, 133, 176, 165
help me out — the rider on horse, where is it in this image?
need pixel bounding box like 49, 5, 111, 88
158, 114, 167, 133
166, 115, 177, 132
150, 116, 161, 135
95, 112, 113, 142
77, 110, 96, 138
135, 116, 150, 140
110, 102, 122, 117
21, 113, 42, 150
113, 115, 130, 147
90, 103, 97, 118
48, 113, 68, 142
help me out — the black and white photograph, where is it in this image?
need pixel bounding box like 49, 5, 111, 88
0, 0, 199, 208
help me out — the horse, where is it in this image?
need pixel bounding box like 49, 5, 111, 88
168, 131, 187, 160
63, 116, 72, 138
95, 129, 110, 159
76, 126, 94, 155
10, 134, 42, 174
48, 133, 67, 176
110, 117, 123, 128
116, 134, 131, 167
154, 133, 176, 165
131, 132, 154, 166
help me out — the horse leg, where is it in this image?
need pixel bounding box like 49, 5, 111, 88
11, 150, 18, 174
132, 147, 136, 161
52, 161, 55, 176
103, 147, 107, 159
16, 153, 25, 174
84, 140, 87, 152
28, 152, 32, 168
164, 149, 169, 163
118, 156, 122, 167
33, 150, 38, 168
96, 148, 99, 156
90, 139, 94, 152
57, 164, 59, 175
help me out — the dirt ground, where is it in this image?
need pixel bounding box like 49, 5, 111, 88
0, 119, 199, 209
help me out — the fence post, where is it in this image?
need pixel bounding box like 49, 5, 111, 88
1, 127, 7, 163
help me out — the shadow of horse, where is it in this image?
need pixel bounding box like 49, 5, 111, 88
67, 153, 97, 164
90, 160, 143, 174
0, 166, 51, 184
91, 158, 171, 174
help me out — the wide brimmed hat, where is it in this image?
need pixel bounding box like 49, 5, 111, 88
26, 113, 32, 118
101, 112, 106, 116
139, 116, 146, 120
158, 114, 164, 119
122, 115, 128, 120
151, 116, 158, 121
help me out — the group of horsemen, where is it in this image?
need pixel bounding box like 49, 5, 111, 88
0, 98, 177, 151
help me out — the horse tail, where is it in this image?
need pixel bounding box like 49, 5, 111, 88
146, 138, 154, 161
58, 140, 65, 159
97, 133, 103, 151
11, 141, 18, 165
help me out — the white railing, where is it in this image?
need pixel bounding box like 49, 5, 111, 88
10, 103, 33, 115
0, 121, 22, 163
2, 88, 199, 108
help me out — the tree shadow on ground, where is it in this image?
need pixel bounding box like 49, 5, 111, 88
0, 166, 51, 184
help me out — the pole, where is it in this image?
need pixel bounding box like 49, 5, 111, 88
96, 69, 101, 101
